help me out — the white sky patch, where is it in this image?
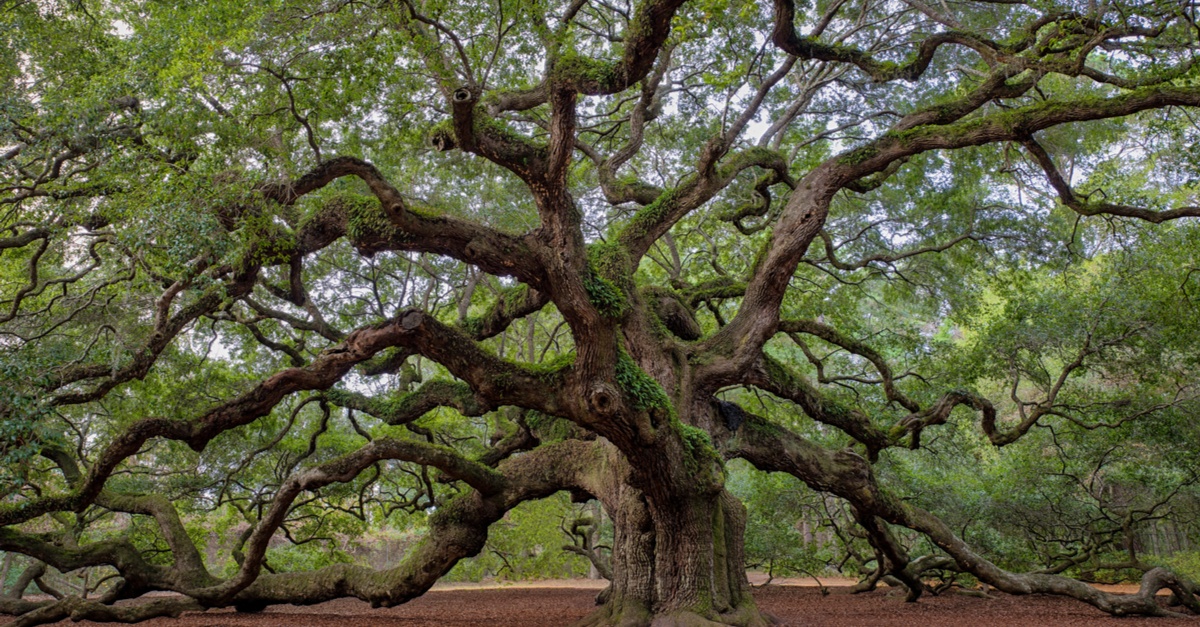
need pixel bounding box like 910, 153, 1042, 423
111, 19, 133, 38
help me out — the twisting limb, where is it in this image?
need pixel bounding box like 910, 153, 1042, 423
220, 439, 607, 610
744, 353, 893, 458
2, 440, 607, 625
326, 379, 490, 427
2, 596, 203, 627
260, 156, 548, 288
698, 55, 799, 173
48, 270, 259, 406
894, 389, 997, 449
699, 81, 1200, 386
485, 0, 687, 108
3, 3, 1198, 626
591, 44, 674, 206
191, 435, 510, 605
721, 410, 1200, 618
562, 514, 614, 580
616, 147, 794, 264
850, 508, 924, 601
243, 296, 345, 342
774, 0, 1192, 90
779, 319, 920, 412
1, 309, 570, 529
442, 88, 554, 186
810, 213, 979, 274
0, 560, 52, 615
0, 529, 162, 595
770, 0, 1008, 82
1020, 136, 1200, 223
361, 284, 549, 377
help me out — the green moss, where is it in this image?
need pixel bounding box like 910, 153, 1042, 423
526, 410, 576, 442
747, 240, 772, 278
837, 144, 879, 166
323, 388, 354, 407
429, 114, 547, 158
427, 119, 457, 149
490, 368, 514, 390
739, 414, 776, 438
687, 277, 745, 303
880, 89, 1124, 151
677, 421, 721, 477
617, 172, 643, 186
614, 349, 671, 412
583, 242, 633, 318
384, 380, 471, 420
551, 51, 618, 88
232, 210, 299, 271
520, 352, 576, 381
502, 284, 530, 310
717, 147, 785, 179
377, 390, 426, 420
460, 286, 532, 337
616, 185, 683, 245
587, 242, 632, 284
343, 193, 397, 242
628, 3, 657, 40
584, 271, 627, 318
639, 288, 675, 340
468, 116, 549, 162
460, 315, 486, 336
679, 423, 713, 458
250, 231, 297, 266
406, 202, 442, 220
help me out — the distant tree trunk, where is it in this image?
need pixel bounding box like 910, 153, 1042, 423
8, 561, 46, 599
588, 501, 604, 580
1, 552, 13, 595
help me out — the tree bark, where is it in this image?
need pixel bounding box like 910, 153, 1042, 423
577, 433, 772, 627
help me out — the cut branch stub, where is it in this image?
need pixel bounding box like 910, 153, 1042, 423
587, 382, 621, 418
453, 87, 474, 103
400, 311, 424, 331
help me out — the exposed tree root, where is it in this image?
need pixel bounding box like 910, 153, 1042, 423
570, 599, 653, 627
2, 596, 203, 627
570, 598, 777, 627
0, 600, 50, 618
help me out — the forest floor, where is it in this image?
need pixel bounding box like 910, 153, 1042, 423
16, 577, 1198, 627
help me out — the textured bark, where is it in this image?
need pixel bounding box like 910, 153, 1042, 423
571, 418, 771, 627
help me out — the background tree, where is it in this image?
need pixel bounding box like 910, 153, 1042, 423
2, 0, 1200, 625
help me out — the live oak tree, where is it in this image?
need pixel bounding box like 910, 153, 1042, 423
2, 0, 1200, 625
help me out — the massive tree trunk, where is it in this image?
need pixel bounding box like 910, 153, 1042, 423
581, 490, 767, 627
578, 403, 771, 627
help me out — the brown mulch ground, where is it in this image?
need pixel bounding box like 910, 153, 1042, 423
16, 585, 1200, 626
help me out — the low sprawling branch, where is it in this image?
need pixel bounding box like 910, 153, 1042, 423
2, 310, 567, 529
724, 411, 1200, 618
